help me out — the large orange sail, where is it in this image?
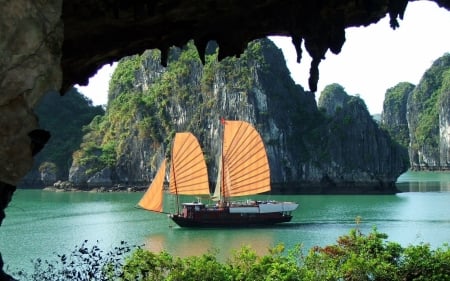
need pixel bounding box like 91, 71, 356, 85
138, 159, 166, 212
222, 120, 270, 197
169, 132, 210, 195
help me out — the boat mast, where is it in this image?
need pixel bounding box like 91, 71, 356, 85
170, 137, 180, 214
220, 117, 226, 203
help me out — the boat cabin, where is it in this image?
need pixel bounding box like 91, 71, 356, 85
181, 202, 206, 218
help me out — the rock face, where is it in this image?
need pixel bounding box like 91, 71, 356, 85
60, 0, 402, 93
0, 1, 63, 186
69, 40, 408, 193
407, 54, 450, 170
316, 84, 409, 192
382, 54, 450, 171
381, 82, 415, 148
439, 72, 450, 168
18, 90, 104, 188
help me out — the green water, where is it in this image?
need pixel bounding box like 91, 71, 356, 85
1, 171, 449, 273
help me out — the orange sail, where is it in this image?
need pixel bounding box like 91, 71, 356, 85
169, 132, 210, 195
221, 120, 270, 197
138, 159, 166, 212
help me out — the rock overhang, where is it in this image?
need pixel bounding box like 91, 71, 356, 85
61, 0, 450, 95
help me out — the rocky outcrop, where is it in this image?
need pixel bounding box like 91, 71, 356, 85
439, 71, 450, 167
17, 90, 104, 188
69, 40, 407, 194
381, 82, 415, 148
407, 54, 450, 170
86, 168, 113, 188
381, 54, 450, 171
316, 84, 409, 192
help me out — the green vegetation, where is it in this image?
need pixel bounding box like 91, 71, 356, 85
382, 82, 414, 148
73, 39, 268, 176
38, 161, 57, 174
318, 83, 348, 108
27, 89, 104, 182
109, 55, 144, 100
73, 38, 407, 183
12, 228, 450, 280
411, 54, 450, 150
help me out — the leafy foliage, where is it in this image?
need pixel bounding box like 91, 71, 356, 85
109, 55, 143, 101
10, 229, 450, 280
72, 40, 269, 177
410, 54, 450, 149
318, 83, 348, 108
38, 161, 57, 174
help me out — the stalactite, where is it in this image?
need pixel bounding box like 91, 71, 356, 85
291, 34, 303, 63
388, 0, 409, 29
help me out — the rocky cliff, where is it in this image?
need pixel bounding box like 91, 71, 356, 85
381, 53, 450, 170
316, 84, 409, 192
18, 89, 104, 188
406, 53, 450, 170
381, 82, 415, 148
68, 39, 407, 193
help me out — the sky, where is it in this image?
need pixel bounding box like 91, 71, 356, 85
76, 1, 450, 114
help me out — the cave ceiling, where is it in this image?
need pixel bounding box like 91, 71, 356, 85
62, 0, 450, 95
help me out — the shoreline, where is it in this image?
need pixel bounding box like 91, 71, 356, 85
41, 186, 148, 193
35, 184, 400, 195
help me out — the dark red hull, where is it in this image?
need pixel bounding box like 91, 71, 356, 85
170, 210, 293, 227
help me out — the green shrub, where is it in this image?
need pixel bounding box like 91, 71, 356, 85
38, 161, 57, 174
121, 249, 175, 281
9, 229, 450, 280
400, 243, 450, 281
302, 228, 403, 281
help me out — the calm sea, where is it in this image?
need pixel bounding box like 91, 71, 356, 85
1, 171, 449, 274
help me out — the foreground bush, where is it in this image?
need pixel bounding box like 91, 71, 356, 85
11, 228, 450, 280
12, 240, 133, 281
120, 227, 449, 281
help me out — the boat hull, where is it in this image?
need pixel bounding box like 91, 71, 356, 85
170, 211, 293, 227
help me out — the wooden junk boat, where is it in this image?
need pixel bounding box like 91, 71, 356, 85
137, 120, 298, 227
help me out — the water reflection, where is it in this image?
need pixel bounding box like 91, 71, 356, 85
397, 181, 450, 192
397, 171, 450, 192
144, 228, 275, 260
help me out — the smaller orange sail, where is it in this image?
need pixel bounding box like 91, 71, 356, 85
138, 159, 166, 213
